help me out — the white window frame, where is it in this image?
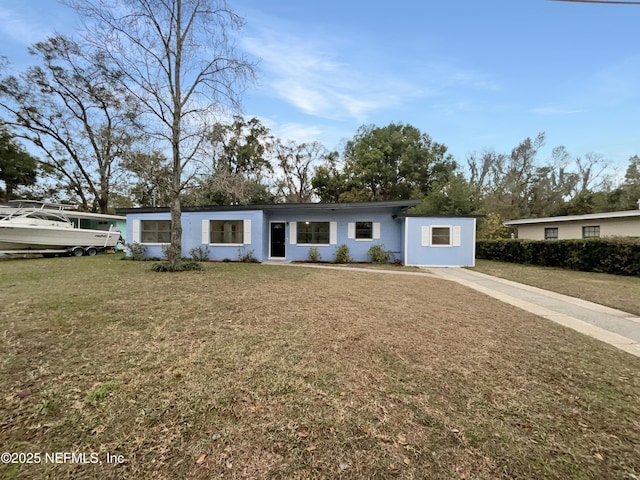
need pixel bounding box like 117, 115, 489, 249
347, 221, 381, 241
295, 221, 337, 246
582, 225, 600, 239
544, 227, 558, 240
136, 219, 171, 245
421, 225, 461, 248
203, 219, 251, 246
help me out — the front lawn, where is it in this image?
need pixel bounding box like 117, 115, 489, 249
1, 255, 639, 479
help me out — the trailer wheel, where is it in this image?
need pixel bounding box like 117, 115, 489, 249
86, 247, 97, 256
71, 247, 84, 257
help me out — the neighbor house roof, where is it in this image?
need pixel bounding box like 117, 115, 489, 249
504, 209, 640, 226
116, 200, 421, 215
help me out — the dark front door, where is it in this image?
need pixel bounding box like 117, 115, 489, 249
270, 222, 286, 258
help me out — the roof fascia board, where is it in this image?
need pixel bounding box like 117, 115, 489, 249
504, 210, 640, 226
116, 200, 421, 215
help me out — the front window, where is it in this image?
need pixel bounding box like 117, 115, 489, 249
431, 227, 451, 246
141, 220, 171, 243
297, 222, 330, 244
545, 227, 558, 240
583, 226, 600, 238
210, 220, 244, 244
355, 221, 373, 240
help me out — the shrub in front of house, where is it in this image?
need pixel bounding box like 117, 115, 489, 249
308, 247, 321, 262
476, 237, 640, 276
367, 244, 394, 264
151, 260, 203, 272
125, 242, 147, 261
189, 246, 210, 262
334, 244, 352, 264
238, 248, 259, 263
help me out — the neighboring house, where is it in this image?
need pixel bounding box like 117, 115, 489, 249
116, 200, 479, 267
62, 211, 127, 243
504, 209, 640, 240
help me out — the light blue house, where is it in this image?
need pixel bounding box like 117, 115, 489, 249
117, 201, 478, 267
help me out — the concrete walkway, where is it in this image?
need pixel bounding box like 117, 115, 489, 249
265, 262, 640, 358
431, 267, 640, 358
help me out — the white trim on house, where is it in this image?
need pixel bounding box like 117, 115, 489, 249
289, 221, 297, 245
202, 219, 250, 246
505, 209, 640, 240
420, 226, 430, 246
419, 225, 461, 248
429, 225, 453, 247
404, 218, 409, 266
132, 219, 140, 243
471, 218, 477, 266
243, 219, 251, 245
292, 221, 336, 246
201, 219, 209, 244
373, 222, 381, 239
347, 221, 381, 241
268, 221, 286, 260
504, 209, 640, 226
452, 226, 461, 246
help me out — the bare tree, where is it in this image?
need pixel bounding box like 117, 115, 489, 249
574, 152, 612, 194
273, 139, 328, 203
71, 0, 256, 262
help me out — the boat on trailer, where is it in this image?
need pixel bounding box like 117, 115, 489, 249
0, 205, 124, 257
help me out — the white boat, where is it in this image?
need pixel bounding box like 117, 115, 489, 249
0, 206, 123, 255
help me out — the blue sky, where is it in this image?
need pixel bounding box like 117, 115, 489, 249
1, 0, 639, 175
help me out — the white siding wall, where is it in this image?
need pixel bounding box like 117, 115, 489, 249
516, 217, 640, 240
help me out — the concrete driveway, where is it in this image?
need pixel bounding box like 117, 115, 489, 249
431, 267, 640, 358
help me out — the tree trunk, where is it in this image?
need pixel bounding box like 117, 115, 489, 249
169, 196, 182, 265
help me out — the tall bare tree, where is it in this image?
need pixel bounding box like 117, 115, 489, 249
273, 139, 329, 203
71, 0, 256, 262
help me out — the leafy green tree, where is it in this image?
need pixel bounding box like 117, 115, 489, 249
410, 172, 477, 215
478, 212, 512, 239
594, 155, 640, 212
0, 127, 39, 200
198, 117, 272, 205
0, 35, 137, 212
208, 117, 272, 182
121, 151, 173, 207
312, 123, 456, 202
341, 123, 456, 201
311, 152, 350, 203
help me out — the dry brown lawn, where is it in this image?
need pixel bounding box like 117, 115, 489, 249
1, 255, 640, 479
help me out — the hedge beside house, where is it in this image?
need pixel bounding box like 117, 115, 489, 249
476, 238, 640, 276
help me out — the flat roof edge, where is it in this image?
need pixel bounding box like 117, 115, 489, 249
504, 209, 640, 225
116, 200, 422, 215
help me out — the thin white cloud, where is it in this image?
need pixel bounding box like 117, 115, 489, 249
242, 31, 424, 121
0, 7, 49, 45
531, 56, 640, 115
531, 106, 584, 115
273, 122, 325, 143
588, 56, 640, 106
